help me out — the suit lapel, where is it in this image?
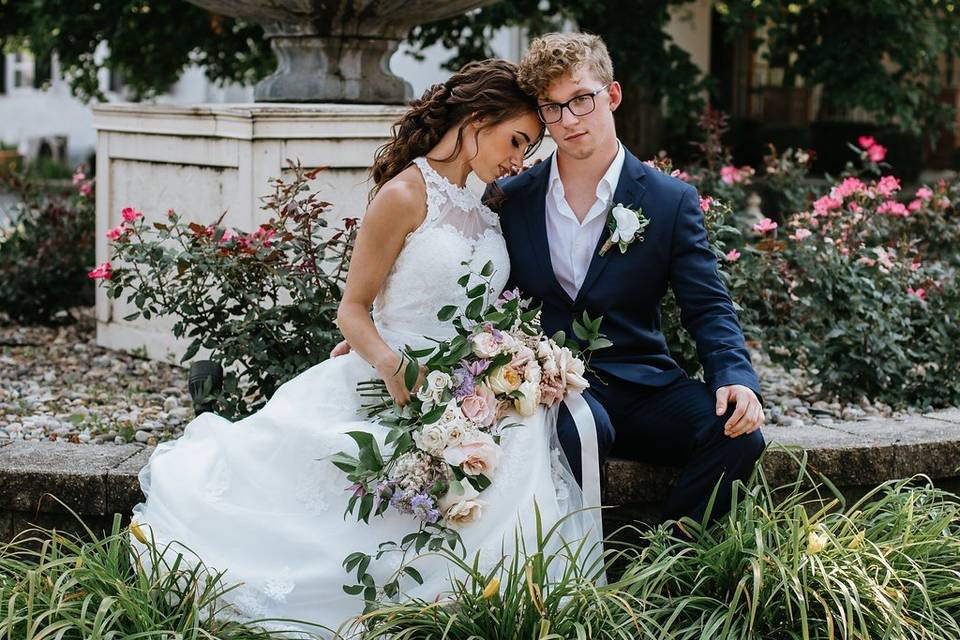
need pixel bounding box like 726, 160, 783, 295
574, 150, 648, 305
523, 156, 574, 305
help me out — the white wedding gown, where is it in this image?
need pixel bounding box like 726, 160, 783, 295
131, 158, 600, 638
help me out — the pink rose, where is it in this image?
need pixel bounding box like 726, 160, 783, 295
752, 218, 778, 234
911, 261, 922, 271
867, 144, 887, 163
813, 195, 842, 217
699, 195, 713, 212
832, 177, 866, 199
725, 248, 741, 262
442, 433, 501, 476
907, 287, 926, 301
459, 384, 497, 427
876, 176, 901, 198
539, 374, 565, 408
87, 262, 112, 280
720, 166, 739, 184
857, 135, 876, 149
121, 207, 144, 222
877, 200, 909, 217
72, 171, 86, 185
789, 228, 812, 241
916, 187, 933, 201
105, 222, 129, 241
79, 182, 93, 197
907, 199, 923, 212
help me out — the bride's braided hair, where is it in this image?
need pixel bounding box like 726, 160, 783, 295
370, 58, 543, 197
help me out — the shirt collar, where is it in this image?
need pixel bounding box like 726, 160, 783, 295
548, 139, 625, 204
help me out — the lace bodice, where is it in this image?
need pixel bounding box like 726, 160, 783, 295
372, 157, 510, 345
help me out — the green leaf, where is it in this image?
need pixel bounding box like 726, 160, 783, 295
457, 274, 471, 287
437, 305, 458, 321
480, 260, 494, 277
403, 566, 424, 584
588, 337, 613, 351
342, 584, 365, 595
571, 320, 591, 342
466, 284, 487, 298
404, 357, 419, 391
465, 297, 484, 319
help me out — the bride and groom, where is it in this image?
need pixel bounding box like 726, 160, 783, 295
131, 32, 764, 635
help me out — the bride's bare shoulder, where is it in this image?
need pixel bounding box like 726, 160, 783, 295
369, 165, 427, 219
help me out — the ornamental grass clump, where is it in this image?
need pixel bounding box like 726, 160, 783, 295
93, 163, 356, 419
618, 452, 960, 639
0, 511, 324, 639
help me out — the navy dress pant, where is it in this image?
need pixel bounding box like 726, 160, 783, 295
556, 375, 764, 523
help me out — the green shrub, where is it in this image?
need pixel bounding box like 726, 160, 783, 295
0, 169, 95, 324
96, 163, 356, 419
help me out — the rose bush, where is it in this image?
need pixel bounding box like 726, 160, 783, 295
0, 167, 95, 324
93, 164, 356, 418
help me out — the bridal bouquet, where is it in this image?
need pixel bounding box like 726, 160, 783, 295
330, 261, 609, 531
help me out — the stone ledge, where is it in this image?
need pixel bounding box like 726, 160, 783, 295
1, 411, 958, 539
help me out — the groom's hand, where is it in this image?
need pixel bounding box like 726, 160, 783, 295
716, 385, 764, 438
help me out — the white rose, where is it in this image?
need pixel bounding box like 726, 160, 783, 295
514, 380, 541, 416
444, 499, 485, 526
471, 333, 501, 359
563, 353, 589, 392
416, 370, 451, 408
438, 477, 480, 512
413, 422, 449, 455
487, 365, 523, 395
610, 204, 640, 243
523, 360, 542, 385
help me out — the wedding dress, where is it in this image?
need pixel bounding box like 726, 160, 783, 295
131, 157, 600, 638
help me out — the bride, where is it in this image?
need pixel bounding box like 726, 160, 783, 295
131, 59, 601, 638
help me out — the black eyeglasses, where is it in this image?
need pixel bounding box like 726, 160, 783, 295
537, 84, 610, 124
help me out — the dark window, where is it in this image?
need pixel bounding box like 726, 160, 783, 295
0, 54, 6, 94
33, 51, 51, 89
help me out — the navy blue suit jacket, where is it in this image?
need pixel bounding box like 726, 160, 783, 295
488, 149, 761, 400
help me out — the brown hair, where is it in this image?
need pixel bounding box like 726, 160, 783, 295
517, 32, 614, 99
370, 58, 544, 197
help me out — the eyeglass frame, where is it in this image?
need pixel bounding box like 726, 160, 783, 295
536, 84, 611, 124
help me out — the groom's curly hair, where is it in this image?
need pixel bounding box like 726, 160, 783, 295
517, 33, 614, 99
370, 59, 544, 199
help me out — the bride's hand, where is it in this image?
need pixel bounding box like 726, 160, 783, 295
329, 339, 352, 358
375, 352, 425, 407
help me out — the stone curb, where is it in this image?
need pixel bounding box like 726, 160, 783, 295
1, 411, 958, 530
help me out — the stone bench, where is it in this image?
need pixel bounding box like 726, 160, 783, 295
2, 410, 959, 541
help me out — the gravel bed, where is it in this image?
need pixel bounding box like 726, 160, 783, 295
1, 307, 905, 445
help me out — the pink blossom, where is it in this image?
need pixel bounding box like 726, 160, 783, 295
720, 165, 753, 185
671, 170, 691, 182
460, 384, 497, 427
753, 218, 778, 234
867, 144, 887, 162
72, 171, 86, 185
916, 187, 933, 201
911, 261, 922, 271
907, 287, 926, 301
87, 262, 112, 280
250, 225, 276, 247
832, 177, 866, 199
848, 202, 862, 214
218, 229, 234, 244
121, 207, 144, 222
813, 195, 842, 217
789, 228, 812, 241
105, 222, 130, 241
539, 374, 565, 408
725, 249, 741, 262
907, 199, 923, 212
938, 197, 951, 208
877, 200, 909, 217
79, 182, 93, 197
857, 135, 876, 149
876, 176, 901, 198
699, 195, 713, 212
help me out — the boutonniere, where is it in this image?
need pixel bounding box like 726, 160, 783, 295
599, 203, 650, 256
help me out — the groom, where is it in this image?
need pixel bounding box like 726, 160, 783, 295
492, 32, 764, 524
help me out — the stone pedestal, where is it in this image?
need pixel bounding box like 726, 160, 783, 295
92, 102, 407, 365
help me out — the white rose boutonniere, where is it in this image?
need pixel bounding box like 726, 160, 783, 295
599, 203, 650, 256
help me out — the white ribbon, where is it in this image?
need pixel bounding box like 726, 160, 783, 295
563, 392, 602, 516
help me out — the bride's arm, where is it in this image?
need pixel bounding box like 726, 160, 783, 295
336, 176, 426, 405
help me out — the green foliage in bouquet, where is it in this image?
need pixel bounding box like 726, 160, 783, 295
332, 260, 609, 612
97, 164, 355, 419
0, 168, 95, 324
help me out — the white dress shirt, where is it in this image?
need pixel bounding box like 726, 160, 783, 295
546, 141, 626, 300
